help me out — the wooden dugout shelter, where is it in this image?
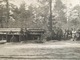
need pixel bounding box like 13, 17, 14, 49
0, 28, 21, 42
0, 28, 45, 42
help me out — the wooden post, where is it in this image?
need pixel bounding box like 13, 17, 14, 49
6, 33, 8, 42
19, 35, 20, 42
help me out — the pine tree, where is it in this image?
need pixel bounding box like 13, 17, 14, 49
54, 0, 67, 28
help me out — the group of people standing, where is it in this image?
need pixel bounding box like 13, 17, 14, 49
63, 28, 80, 41
51, 27, 80, 41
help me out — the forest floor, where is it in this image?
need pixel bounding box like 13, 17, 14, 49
0, 40, 80, 60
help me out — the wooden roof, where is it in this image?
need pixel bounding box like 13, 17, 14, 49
27, 28, 45, 32
0, 28, 21, 32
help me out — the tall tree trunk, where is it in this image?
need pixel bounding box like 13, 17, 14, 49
49, 0, 52, 38
6, 0, 9, 28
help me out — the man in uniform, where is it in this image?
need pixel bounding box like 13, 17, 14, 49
72, 28, 76, 41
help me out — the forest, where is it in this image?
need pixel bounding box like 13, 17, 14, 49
0, 0, 80, 30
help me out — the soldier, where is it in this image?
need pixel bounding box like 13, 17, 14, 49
76, 28, 80, 40
72, 28, 77, 41
57, 27, 63, 40
20, 28, 24, 41
67, 29, 72, 39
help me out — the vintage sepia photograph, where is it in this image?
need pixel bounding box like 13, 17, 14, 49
0, 0, 80, 60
